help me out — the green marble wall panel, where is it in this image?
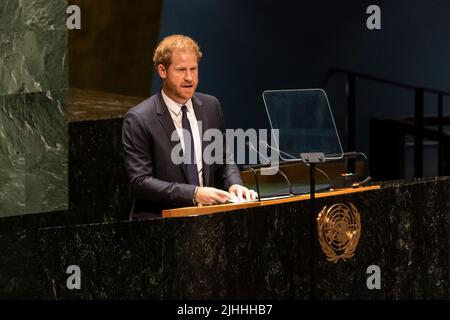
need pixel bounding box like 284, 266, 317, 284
0, 1, 23, 31
0, 94, 26, 215
0, 0, 66, 32
22, 0, 67, 31
0, 91, 67, 217
0, 0, 68, 217
23, 90, 68, 214
0, 32, 25, 95
0, 31, 67, 95
23, 30, 68, 93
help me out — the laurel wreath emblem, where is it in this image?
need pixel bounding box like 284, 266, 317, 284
316, 203, 361, 263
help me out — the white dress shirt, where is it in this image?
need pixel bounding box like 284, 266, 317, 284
161, 90, 204, 186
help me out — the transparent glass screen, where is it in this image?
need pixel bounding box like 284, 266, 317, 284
262, 89, 344, 160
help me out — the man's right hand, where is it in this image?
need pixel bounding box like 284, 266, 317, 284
195, 187, 232, 205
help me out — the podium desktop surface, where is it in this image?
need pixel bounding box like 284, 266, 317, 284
162, 185, 380, 218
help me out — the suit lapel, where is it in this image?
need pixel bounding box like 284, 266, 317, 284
192, 94, 210, 186
156, 93, 189, 181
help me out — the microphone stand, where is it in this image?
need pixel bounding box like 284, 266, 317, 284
277, 167, 294, 196
247, 167, 261, 202
246, 142, 294, 199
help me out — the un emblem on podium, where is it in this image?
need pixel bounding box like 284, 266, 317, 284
316, 203, 361, 263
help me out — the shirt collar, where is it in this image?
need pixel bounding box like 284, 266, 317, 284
161, 90, 193, 117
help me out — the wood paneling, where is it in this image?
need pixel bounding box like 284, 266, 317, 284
69, 0, 163, 97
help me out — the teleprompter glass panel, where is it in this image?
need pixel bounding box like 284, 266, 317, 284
262, 89, 343, 161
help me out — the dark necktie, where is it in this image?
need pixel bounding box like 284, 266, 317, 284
181, 105, 200, 186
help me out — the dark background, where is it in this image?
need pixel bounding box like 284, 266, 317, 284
70, 0, 450, 178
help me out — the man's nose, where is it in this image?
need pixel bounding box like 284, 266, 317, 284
184, 70, 193, 81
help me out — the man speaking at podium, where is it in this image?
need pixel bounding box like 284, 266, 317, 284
122, 35, 257, 219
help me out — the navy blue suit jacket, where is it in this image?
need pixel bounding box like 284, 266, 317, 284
122, 92, 242, 218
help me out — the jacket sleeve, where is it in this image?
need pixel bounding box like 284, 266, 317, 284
214, 97, 243, 190
122, 110, 196, 206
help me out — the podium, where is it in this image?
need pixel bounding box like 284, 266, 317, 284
2, 177, 448, 299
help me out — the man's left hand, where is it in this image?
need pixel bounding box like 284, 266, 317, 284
228, 184, 258, 201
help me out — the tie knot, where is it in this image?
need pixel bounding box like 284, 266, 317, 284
181, 105, 188, 114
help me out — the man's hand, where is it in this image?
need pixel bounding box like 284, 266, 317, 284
195, 187, 232, 205
228, 184, 258, 201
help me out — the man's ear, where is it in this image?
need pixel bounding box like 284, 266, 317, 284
157, 64, 167, 79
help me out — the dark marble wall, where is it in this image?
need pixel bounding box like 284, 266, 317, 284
1, 177, 447, 299
67, 89, 141, 223
39, 203, 311, 300
0, 228, 42, 299
0, 0, 68, 217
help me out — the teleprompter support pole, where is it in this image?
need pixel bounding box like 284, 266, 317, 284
301, 152, 325, 300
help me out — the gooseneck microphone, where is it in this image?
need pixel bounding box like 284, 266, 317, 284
259, 140, 333, 189
246, 141, 294, 196
246, 141, 271, 163
259, 140, 297, 159
275, 166, 294, 196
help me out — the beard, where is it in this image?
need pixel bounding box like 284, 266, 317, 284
163, 80, 197, 103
